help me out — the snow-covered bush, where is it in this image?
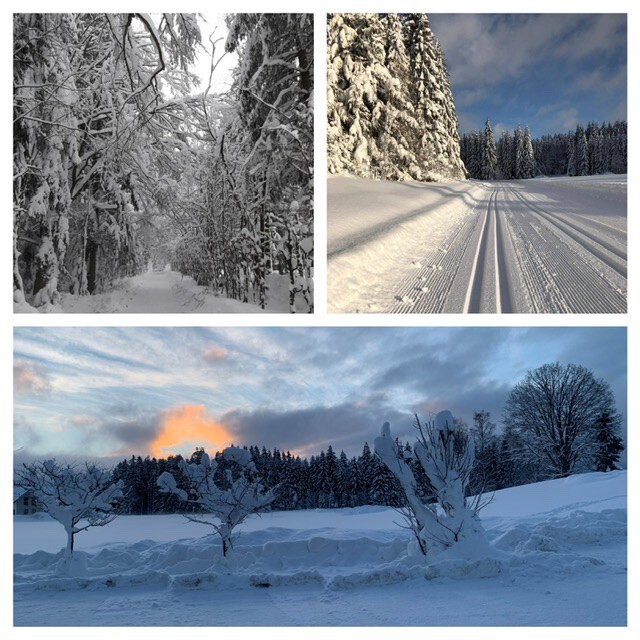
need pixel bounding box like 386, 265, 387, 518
157, 447, 275, 556
14, 459, 123, 558
374, 410, 487, 557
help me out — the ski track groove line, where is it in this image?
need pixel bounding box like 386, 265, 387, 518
494, 187, 514, 313
504, 188, 625, 313
388, 197, 482, 313
510, 189, 627, 277
463, 190, 495, 313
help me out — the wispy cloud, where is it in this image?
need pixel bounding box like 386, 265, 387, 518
430, 14, 626, 136
13, 327, 627, 460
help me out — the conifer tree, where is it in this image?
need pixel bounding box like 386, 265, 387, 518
519, 125, 536, 179
481, 120, 497, 180
593, 412, 624, 472
328, 13, 465, 182
575, 125, 590, 176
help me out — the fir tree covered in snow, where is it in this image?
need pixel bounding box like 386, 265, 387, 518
327, 13, 465, 182
481, 120, 497, 180
518, 125, 536, 179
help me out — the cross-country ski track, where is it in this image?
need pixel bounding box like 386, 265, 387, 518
327, 175, 627, 314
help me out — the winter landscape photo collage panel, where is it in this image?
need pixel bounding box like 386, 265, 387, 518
327, 13, 627, 314
11, 9, 629, 633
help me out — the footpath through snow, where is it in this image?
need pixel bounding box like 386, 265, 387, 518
14, 471, 626, 626
15, 270, 301, 313
328, 174, 627, 313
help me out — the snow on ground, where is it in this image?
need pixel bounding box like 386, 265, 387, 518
328, 174, 627, 313
14, 270, 309, 314
14, 471, 626, 626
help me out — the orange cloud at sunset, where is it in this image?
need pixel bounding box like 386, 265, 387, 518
150, 404, 232, 458
203, 346, 228, 362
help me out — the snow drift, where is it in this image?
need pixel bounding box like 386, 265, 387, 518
14, 471, 626, 626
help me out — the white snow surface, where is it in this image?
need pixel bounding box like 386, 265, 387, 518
15, 270, 308, 314
328, 174, 627, 313
14, 471, 626, 626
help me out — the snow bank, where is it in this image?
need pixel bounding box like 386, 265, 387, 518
14, 472, 626, 625
14, 472, 626, 591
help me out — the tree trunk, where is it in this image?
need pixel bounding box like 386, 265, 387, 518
65, 528, 75, 558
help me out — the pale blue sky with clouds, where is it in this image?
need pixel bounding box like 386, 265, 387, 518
13, 327, 627, 463
430, 14, 627, 137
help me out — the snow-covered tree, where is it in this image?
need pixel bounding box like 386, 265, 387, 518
157, 447, 275, 556
504, 362, 622, 478
14, 459, 122, 558
593, 412, 624, 472
374, 410, 487, 556
496, 130, 514, 179
575, 125, 590, 176
517, 125, 536, 178
327, 13, 465, 182
13, 13, 201, 307
481, 120, 497, 180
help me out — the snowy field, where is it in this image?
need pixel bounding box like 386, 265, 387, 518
328, 174, 626, 313
14, 471, 626, 626
14, 271, 309, 314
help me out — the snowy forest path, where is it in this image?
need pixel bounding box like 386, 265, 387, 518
55, 271, 273, 314
328, 175, 627, 314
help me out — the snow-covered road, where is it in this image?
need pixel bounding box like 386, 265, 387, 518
328, 175, 627, 313
18, 270, 300, 313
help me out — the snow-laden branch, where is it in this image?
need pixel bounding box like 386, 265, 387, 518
375, 411, 487, 557
14, 459, 122, 559
157, 447, 275, 556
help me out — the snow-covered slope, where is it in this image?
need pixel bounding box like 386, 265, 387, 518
14, 471, 626, 626
328, 174, 627, 314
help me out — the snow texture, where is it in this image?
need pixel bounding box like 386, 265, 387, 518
328, 174, 626, 313
15, 270, 304, 313
14, 471, 626, 626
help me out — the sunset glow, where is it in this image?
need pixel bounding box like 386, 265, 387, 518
150, 404, 232, 458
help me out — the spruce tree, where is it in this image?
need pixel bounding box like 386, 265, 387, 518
575, 125, 590, 176
497, 130, 514, 179
514, 124, 524, 178
481, 119, 497, 180
519, 125, 536, 178
593, 412, 624, 472
328, 13, 465, 181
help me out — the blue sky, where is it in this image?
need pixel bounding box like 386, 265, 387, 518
13, 327, 627, 463
430, 14, 627, 137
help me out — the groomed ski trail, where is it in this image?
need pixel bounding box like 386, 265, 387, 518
328, 175, 626, 314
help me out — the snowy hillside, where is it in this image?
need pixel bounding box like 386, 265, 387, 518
328, 174, 626, 313
14, 471, 626, 626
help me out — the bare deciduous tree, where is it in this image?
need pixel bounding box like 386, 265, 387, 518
503, 362, 622, 478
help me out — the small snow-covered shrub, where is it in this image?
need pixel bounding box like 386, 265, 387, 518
14, 459, 122, 559
158, 447, 275, 556
375, 410, 488, 557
